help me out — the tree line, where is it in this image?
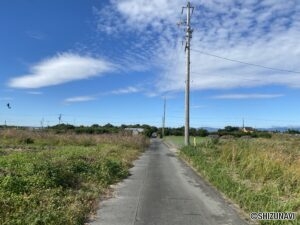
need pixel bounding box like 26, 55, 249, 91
2, 124, 297, 138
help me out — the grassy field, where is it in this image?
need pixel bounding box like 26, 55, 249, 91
0, 129, 148, 225
175, 134, 300, 224
164, 135, 206, 147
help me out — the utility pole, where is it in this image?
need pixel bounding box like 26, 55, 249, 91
162, 97, 166, 138
182, 1, 194, 146
41, 118, 44, 129
58, 114, 62, 124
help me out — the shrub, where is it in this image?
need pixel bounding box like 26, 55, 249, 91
0, 132, 148, 225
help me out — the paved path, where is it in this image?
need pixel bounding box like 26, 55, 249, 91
89, 139, 248, 225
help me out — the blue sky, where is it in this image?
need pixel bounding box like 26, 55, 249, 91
1, 0, 300, 128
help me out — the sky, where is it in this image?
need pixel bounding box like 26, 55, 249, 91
1, 0, 300, 128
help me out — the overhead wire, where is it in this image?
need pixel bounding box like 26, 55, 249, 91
191, 48, 300, 74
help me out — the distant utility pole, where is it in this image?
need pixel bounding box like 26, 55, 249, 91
58, 114, 62, 124
162, 97, 166, 138
242, 118, 245, 129
182, 1, 194, 146
40, 118, 44, 129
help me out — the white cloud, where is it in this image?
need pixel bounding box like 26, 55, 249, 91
64, 96, 96, 103
191, 105, 206, 109
95, 0, 185, 33
115, 0, 184, 27
93, 0, 183, 73
111, 86, 140, 95
212, 94, 284, 99
95, 0, 300, 93
9, 53, 115, 89
27, 91, 43, 95
154, 0, 300, 92
63, 86, 141, 102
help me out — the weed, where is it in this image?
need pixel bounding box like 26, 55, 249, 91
0, 129, 148, 225
180, 135, 300, 224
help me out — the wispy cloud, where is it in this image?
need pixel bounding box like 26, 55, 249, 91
94, 0, 184, 33
27, 91, 43, 95
191, 105, 206, 109
64, 86, 141, 103
8, 53, 115, 89
93, 0, 182, 74
26, 31, 45, 40
155, 0, 300, 92
64, 96, 96, 103
94, 0, 300, 93
111, 86, 140, 95
212, 94, 284, 99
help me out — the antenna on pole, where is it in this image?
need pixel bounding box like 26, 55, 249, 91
182, 1, 194, 146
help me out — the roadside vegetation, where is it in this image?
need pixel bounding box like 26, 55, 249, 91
0, 128, 148, 225
164, 136, 207, 147
179, 134, 300, 224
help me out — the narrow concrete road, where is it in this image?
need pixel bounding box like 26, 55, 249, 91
89, 139, 248, 225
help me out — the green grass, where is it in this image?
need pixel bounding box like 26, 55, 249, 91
164, 135, 207, 147
0, 129, 148, 225
179, 135, 300, 225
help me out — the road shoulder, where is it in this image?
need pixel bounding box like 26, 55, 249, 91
163, 139, 253, 224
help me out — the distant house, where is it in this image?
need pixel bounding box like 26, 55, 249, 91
124, 128, 144, 135
241, 127, 254, 133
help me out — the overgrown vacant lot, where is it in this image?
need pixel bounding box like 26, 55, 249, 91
181, 134, 300, 225
0, 129, 148, 225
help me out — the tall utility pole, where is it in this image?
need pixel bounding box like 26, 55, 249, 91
182, 2, 194, 146
162, 97, 166, 138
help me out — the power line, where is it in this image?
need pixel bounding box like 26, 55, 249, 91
191, 49, 300, 74
190, 70, 262, 83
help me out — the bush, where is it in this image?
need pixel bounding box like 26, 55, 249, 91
20, 137, 35, 144
0, 133, 148, 225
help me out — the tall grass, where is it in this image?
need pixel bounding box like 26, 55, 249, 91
0, 129, 148, 225
164, 135, 206, 147
180, 135, 300, 225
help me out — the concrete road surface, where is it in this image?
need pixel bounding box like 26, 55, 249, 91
89, 139, 248, 225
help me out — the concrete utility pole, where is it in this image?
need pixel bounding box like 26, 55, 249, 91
162, 97, 166, 138
182, 2, 194, 146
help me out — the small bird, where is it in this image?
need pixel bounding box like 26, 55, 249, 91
7, 103, 11, 109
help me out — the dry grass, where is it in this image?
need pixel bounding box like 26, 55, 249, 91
0, 129, 149, 150
180, 134, 300, 224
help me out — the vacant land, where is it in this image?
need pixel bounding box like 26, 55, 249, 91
0, 129, 148, 225
178, 134, 300, 224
